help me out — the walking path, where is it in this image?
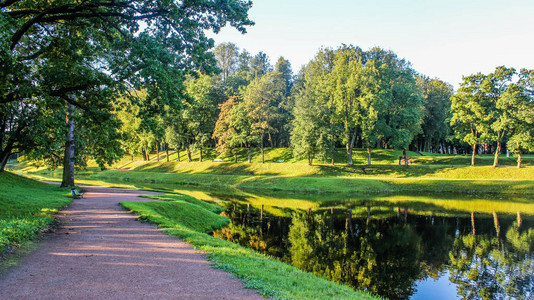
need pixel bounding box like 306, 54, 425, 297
0, 186, 262, 299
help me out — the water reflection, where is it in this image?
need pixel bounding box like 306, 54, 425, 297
213, 202, 534, 300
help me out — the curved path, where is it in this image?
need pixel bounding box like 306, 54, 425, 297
0, 186, 262, 299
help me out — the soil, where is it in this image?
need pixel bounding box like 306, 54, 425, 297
0, 185, 263, 299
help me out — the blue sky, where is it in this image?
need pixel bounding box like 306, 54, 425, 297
210, 0, 534, 88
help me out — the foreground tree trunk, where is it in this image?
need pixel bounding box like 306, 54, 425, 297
308, 152, 313, 166
156, 143, 160, 162
493, 142, 501, 168
247, 146, 251, 163
199, 147, 203, 162
61, 103, 76, 188
471, 143, 477, 166
0, 144, 14, 171
367, 147, 372, 165
233, 149, 238, 163
517, 152, 522, 168
403, 149, 408, 166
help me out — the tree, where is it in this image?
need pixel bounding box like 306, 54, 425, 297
368, 47, 424, 165
183, 74, 222, 162
415, 76, 453, 153
451, 73, 493, 166
498, 69, 534, 168
213, 96, 241, 162
242, 71, 285, 163
290, 88, 329, 165
214, 42, 240, 82
0, 0, 253, 181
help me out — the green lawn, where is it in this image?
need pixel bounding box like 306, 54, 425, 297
0, 172, 71, 253
121, 195, 379, 300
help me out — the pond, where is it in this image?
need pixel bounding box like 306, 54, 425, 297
199, 191, 534, 300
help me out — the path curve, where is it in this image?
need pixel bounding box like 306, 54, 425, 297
0, 185, 263, 299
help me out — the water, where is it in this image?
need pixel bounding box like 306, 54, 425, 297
210, 194, 534, 300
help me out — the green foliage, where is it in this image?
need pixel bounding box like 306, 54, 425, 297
0, 172, 71, 252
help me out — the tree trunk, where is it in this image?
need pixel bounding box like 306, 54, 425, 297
61, 103, 76, 188
308, 152, 313, 166
346, 132, 356, 165
367, 147, 371, 165
156, 143, 160, 162
518, 152, 522, 168
199, 147, 203, 162
131, 154, 134, 161
471, 144, 476, 166
186, 145, 192, 162
166, 145, 169, 162
403, 149, 408, 166
247, 146, 251, 163
0, 143, 14, 172
176, 148, 181, 162
233, 149, 238, 163
331, 135, 335, 165
261, 139, 264, 164
493, 142, 501, 168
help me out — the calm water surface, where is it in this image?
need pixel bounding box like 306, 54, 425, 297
209, 193, 534, 300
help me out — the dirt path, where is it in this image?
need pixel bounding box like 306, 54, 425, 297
0, 186, 262, 299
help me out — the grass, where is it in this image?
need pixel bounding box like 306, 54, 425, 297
0, 172, 71, 253
120, 195, 378, 300
89, 169, 534, 196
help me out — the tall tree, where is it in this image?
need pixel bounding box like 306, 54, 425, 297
0, 0, 253, 180
497, 69, 534, 168
242, 71, 285, 163
415, 76, 453, 153
451, 73, 492, 166
214, 42, 240, 82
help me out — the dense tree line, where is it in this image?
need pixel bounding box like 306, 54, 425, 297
126, 42, 533, 168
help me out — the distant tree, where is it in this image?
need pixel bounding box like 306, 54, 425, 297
368, 47, 424, 165
290, 88, 329, 165
184, 74, 223, 162
242, 71, 285, 163
451, 73, 493, 166
214, 43, 240, 82
213, 97, 241, 162
415, 76, 453, 153
249, 52, 272, 80
498, 69, 534, 168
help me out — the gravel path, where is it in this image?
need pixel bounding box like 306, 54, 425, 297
0, 185, 263, 300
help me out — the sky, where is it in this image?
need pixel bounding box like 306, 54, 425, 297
209, 0, 534, 89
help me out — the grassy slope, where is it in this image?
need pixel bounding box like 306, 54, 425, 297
120, 195, 378, 300
0, 172, 71, 252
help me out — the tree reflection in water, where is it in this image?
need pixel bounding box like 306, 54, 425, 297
212, 203, 534, 300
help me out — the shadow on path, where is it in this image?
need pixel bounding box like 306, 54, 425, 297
0, 185, 262, 299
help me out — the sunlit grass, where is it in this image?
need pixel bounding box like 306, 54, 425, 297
0, 172, 71, 253
120, 196, 378, 300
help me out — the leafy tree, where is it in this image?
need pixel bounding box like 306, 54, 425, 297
0, 0, 253, 183
242, 71, 285, 163
451, 73, 493, 166
183, 74, 223, 162
368, 47, 424, 165
214, 42, 240, 82
415, 76, 453, 153
290, 88, 329, 165
213, 96, 241, 162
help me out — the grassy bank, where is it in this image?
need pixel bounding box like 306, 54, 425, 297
91, 169, 534, 196
0, 172, 71, 253
120, 195, 378, 300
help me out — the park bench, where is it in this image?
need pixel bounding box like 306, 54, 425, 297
71, 188, 84, 199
